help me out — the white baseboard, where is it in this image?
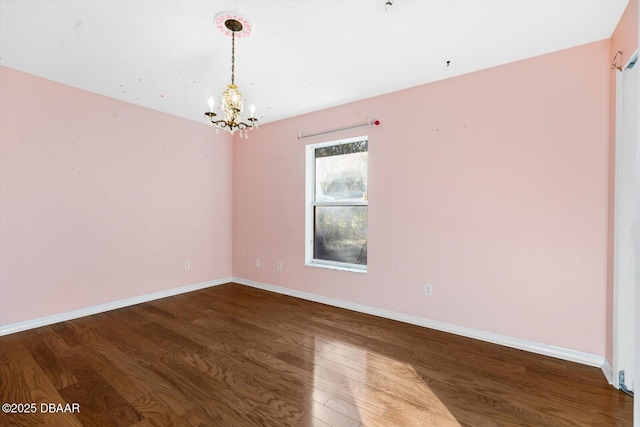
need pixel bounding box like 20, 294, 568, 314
232, 277, 606, 368
601, 358, 614, 385
0, 277, 232, 336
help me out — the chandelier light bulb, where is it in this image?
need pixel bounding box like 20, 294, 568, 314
208, 97, 214, 112
250, 105, 256, 118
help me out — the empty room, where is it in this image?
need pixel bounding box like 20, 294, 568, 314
1, 1, 638, 426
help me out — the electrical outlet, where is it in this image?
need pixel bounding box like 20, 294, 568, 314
277, 261, 283, 271
256, 258, 261, 267
423, 283, 433, 297
184, 261, 191, 271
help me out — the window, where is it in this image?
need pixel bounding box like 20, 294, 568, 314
305, 136, 368, 272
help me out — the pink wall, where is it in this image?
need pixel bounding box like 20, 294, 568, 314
0, 66, 233, 326
0, 38, 617, 358
607, 0, 638, 364
233, 40, 611, 356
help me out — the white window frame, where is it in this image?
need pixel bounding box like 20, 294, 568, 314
305, 135, 368, 273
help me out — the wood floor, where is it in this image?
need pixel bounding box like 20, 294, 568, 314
0, 283, 633, 426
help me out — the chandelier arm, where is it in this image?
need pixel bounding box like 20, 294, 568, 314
210, 118, 254, 131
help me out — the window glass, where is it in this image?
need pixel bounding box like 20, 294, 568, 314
314, 206, 368, 265
315, 147, 367, 203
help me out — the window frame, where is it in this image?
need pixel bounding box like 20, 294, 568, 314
305, 135, 368, 273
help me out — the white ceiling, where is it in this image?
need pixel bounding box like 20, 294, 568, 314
0, 0, 628, 126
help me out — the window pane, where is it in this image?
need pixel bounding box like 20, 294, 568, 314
315, 142, 367, 202
314, 206, 367, 265
315, 140, 368, 158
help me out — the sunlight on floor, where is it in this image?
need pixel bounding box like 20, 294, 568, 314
312, 337, 461, 427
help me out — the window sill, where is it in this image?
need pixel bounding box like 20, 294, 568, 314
305, 262, 367, 274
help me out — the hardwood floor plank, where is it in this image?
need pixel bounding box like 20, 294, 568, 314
48, 322, 84, 348
30, 326, 78, 359
55, 353, 142, 427
0, 283, 633, 426
128, 393, 186, 427
0, 340, 83, 427
308, 400, 361, 427
324, 395, 389, 427
21, 339, 78, 390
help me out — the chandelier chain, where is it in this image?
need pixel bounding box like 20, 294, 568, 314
231, 31, 235, 85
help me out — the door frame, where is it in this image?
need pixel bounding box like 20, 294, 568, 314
612, 50, 638, 392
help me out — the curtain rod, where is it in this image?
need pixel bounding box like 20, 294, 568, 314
297, 118, 380, 140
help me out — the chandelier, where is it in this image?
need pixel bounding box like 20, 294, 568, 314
205, 12, 257, 137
